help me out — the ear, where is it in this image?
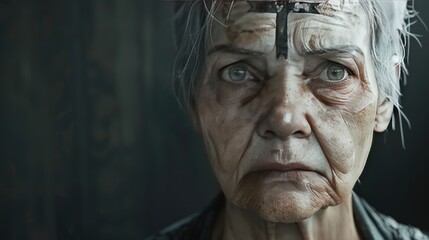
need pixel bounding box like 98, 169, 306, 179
374, 98, 394, 132
374, 63, 400, 132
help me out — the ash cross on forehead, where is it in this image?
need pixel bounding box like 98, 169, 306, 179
248, 1, 321, 58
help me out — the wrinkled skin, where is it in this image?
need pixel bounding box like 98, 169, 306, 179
195, 1, 395, 239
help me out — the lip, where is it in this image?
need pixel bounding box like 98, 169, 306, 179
249, 162, 323, 184
252, 162, 315, 173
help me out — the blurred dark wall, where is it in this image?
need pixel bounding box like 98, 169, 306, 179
0, 1, 428, 239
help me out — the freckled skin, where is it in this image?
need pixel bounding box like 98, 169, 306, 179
197, 1, 393, 239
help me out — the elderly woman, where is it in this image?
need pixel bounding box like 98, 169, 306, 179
148, 0, 428, 239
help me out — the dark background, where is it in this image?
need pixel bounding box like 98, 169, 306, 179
0, 1, 428, 239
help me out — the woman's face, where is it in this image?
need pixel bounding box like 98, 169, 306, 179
196, 1, 390, 222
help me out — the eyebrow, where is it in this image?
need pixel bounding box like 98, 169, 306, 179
207, 44, 266, 56
302, 45, 365, 58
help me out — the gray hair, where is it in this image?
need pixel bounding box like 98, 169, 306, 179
173, 0, 417, 138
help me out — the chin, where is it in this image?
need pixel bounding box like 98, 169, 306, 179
232, 182, 336, 223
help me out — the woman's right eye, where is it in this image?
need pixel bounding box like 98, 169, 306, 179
219, 64, 256, 83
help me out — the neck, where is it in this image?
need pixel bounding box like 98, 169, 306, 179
213, 194, 360, 240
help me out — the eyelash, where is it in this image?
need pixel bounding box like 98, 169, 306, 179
330, 61, 354, 76
218, 62, 262, 84
314, 61, 355, 83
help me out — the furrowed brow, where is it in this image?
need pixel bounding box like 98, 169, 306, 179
207, 44, 265, 56
248, 1, 321, 59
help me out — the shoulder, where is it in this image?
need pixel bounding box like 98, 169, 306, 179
353, 193, 429, 240
378, 214, 429, 240
145, 193, 225, 240
144, 211, 203, 240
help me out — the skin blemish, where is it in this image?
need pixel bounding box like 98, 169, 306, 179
248, 1, 321, 58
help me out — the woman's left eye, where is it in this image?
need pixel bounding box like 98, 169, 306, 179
220, 64, 256, 83
319, 63, 350, 82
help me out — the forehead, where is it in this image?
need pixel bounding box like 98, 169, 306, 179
208, 0, 370, 55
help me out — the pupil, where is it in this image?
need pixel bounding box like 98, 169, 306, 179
229, 67, 246, 81
328, 65, 345, 81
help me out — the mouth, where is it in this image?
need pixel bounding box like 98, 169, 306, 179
256, 162, 314, 172
249, 162, 323, 183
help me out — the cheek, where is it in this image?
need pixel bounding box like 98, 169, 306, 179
196, 82, 259, 180
339, 97, 377, 170
311, 79, 372, 113
310, 80, 377, 191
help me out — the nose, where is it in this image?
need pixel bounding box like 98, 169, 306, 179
257, 88, 312, 140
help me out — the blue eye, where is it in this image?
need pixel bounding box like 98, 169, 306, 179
321, 64, 349, 82
220, 64, 255, 83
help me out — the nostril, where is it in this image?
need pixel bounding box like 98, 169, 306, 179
293, 129, 310, 138
264, 130, 276, 138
